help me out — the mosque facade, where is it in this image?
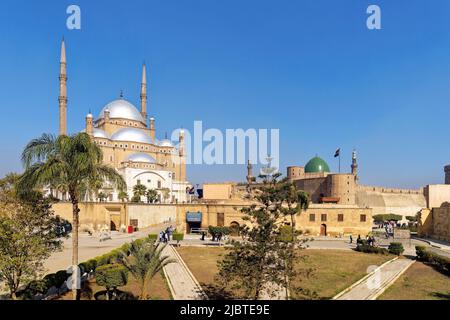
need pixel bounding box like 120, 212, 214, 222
58, 40, 189, 203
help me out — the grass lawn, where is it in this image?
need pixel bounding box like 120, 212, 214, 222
57, 271, 172, 300
379, 262, 450, 300
176, 247, 393, 300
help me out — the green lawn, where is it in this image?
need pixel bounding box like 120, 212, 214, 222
379, 262, 450, 300
176, 247, 393, 300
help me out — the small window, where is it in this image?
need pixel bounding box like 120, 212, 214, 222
321, 214, 327, 222
309, 214, 315, 222
338, 214, 344, 222
360, 214, 367, 222
157, 181, 161, 189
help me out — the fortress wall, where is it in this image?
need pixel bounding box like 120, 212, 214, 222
128, 204, 177, 228
356, 189, 426, 221
294, 178, 327, 203
357, 185, 423, 195
423, 184, 450, 209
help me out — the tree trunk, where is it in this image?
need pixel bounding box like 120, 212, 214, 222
71, 196, 80, 300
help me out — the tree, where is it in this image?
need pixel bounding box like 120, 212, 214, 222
98, 192, 107, 202
132, 184, 147, 203
0, 174, 64, 299
118, 191, 128, 203
17, 133, 126, 300
95, 264, 128, 300
217, 175, 312, 300
161, 188, 171, 203
145, 189, 158, 204
119, 239, 175, 300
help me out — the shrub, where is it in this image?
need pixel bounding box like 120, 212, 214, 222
26, 280, 49, 295
86, 259, 98, 272
55, 270, 69, 288
172, 233, 184, 246
148, 234, 158, 241
388, 242, 404, 256
95, 264, 128, 300
415, 245, 426, 259
415, 247, 450, 275
278, 226, 294, 243
43, 273, 58, 288
356, 244, 389, 254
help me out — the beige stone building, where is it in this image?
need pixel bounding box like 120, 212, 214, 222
56, 40, 189, 206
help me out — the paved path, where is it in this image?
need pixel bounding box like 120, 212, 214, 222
162, 245, 205, 300
43, 223, 170, 274
334, 258, 415, 300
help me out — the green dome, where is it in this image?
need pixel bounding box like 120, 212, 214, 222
305, 156, 330, 173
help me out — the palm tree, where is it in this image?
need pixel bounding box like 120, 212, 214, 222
18, 133, 126, 300
120, 240, 175, 300
145, 189, 158, 204
118, 190, 128, 203
132, 184, 147, 203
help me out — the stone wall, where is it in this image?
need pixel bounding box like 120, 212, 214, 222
419, 204, 450, 241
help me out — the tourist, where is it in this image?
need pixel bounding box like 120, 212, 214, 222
349, 235, 353, 244
357, 234, 361, 244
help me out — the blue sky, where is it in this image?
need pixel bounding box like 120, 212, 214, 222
0, 0, 449, 188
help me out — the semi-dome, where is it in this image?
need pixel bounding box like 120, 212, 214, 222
99, 99, 145, 123
80, 128, 110, 139
92, 128, 109, 139
125, 153, 157, 164
159, 139, 174, 147
305, 156, 330, 173
111, 128, 153, 144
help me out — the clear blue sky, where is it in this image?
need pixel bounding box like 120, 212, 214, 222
0, 0, 449, 188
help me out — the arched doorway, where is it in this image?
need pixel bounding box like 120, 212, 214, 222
110, 220, 117, 231
320, 224, 327, 236
230, 221, 240, 236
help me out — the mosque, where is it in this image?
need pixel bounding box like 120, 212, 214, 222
57, 40, 189, 203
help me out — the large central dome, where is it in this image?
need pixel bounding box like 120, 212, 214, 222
99, 99, 145, 123
305, 156, 330, 173
111, 128, 153, 144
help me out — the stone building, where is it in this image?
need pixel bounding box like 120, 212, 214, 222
56, 39, 189, 204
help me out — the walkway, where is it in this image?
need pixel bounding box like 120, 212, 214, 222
334, 257, 415, 300
162, 245, 205, 300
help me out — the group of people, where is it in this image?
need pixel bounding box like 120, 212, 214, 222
158, 225, 174, 243
349, 234, 376, 246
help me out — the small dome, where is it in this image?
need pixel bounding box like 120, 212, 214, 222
125, 153, 157, 164
305, 156, 330, 173
111, 128, 153, 144
159, 139, 174, 147
99, 99, 144, 122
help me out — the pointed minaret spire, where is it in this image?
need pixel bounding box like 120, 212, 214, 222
140, 63, 148, 125
59, 38, 68, 135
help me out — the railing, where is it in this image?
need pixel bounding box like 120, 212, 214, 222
189, 228, 208, 234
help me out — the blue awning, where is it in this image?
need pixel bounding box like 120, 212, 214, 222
186, 212, 202, 222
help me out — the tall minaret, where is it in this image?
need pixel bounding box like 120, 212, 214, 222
351, 150, 358, 177
140, 63, 147, 125
247, 160, 254, 184
59, 39, 68, 135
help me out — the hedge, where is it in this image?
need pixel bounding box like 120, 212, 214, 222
356, 244, 389, 255
388, 242, 404, 256
148, 234, 158, 241
95, 264, 128, 292
415, 246, 450, 275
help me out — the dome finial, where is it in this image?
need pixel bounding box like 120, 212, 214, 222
120, 89, 124, 98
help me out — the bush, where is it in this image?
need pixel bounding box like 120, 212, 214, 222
356, 244, 389, 254
43, 273, 58, 288
95, 264, 128, 300
55, 270, 69, 288
26, 279, 49, 295
415, 246, 450, 275
172, 232, 184, 246
208, 226, 231, 236
148, 234, 158, 241
278, 226, 294, 243
388, 242, 404, 256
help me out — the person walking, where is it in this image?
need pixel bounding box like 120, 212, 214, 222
349, 235, 353, 244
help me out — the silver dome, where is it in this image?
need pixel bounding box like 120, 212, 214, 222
111, 128, 153, 144
99, 99, 145, 122
159, 139, 174, 147
125, 153, 157, 164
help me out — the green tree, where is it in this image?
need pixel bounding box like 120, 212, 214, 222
0, 174, 64, 299
95, 264, 128, 300
98, 192, 107, 202
132, 184, 147, 203
17, 133, 126, 300
118, 191, 128, 203
119, 240, 175, 300
145, 189, 158, 204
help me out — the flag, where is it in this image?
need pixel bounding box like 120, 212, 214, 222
334, 148, 340, 158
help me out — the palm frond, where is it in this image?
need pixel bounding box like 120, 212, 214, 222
21, 133, 56, 168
